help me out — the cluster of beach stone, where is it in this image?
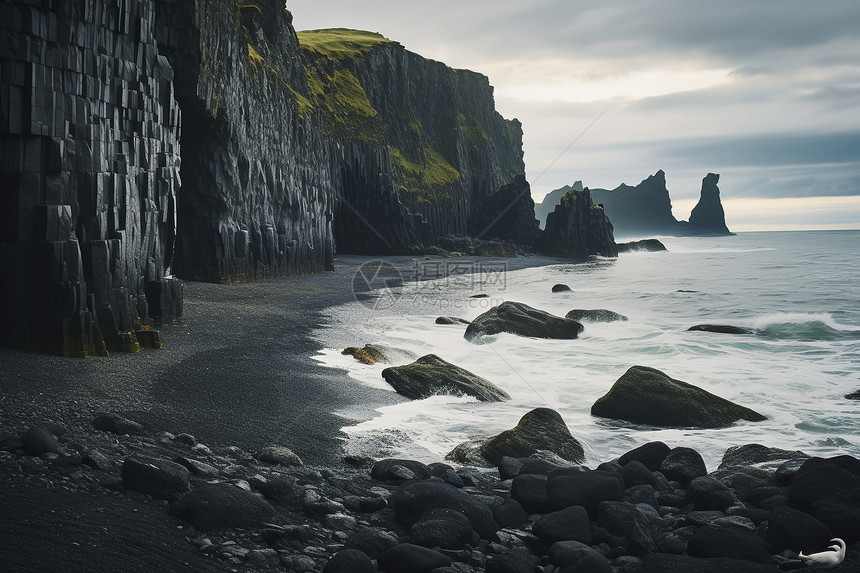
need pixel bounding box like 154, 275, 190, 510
2, 408, 859, 573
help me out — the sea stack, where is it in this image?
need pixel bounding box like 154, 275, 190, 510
686, 173, 733, 235
533, 188, 618, 258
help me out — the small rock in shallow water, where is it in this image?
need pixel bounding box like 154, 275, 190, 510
436, 316, 471, 325
551, 283, 572, 293
688, 324, 754, 335
566, 308, 628, 323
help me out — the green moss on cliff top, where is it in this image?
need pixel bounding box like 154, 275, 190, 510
297, 28, 392, 60
296, 29, 389, 142
391, 147, 460, 203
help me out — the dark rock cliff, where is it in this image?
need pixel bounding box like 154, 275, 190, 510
299, 28, 535, 254
0, 0, 182, 356
155, 0, 335, 281
533, 188, 617, 258
683, 173, 732, 235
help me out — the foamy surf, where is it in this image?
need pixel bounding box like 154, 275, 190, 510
313, 231, 860, 469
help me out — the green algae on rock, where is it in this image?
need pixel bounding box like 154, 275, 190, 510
591, 366, 766, 428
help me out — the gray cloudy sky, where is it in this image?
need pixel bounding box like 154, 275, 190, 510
288, 0, 860, 230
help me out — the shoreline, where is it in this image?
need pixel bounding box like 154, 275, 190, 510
2, 251, 859, 571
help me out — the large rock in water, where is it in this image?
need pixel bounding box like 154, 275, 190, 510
381, 354, 510, 401
685, 173, 733, 235
591, 366, 766, 428
533, 188, 618, 258
616, 239, 668, 253
464, 301, 583, 342
446, 408, 585, 466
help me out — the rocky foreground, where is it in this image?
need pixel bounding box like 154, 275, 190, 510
2, 409, 859, 572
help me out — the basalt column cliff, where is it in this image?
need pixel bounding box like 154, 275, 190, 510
0, 0, 182, 356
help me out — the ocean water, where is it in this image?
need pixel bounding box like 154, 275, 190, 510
313, 231, 860, 470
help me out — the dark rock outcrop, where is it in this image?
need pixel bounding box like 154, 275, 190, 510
684, 173, 732, 236
533, 188, 618, 258
617, 239, 667, 253
392, 480, 499, 538
121, 456, 190, 500
464, 301, 584, 342
688, 324, 755, 335
168, 483, 278, 532
0, 0, 183, 355
659, 447, 707, 484
446, 408, 585, 466
618, 442, 671, 472
591, 366, 766, 428
845, 390, 860, 400
381, 354, 510, 401
566, 309, 628, 323
551, 283, 572, 293
435, 316, 471, 326
342, 345, 389, 365
535, 180, 583, 227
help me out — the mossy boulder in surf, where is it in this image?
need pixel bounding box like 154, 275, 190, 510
591, 366, 766, 428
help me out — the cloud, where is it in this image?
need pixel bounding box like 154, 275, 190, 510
658, 131, 860, 168
287, 0, 860, 227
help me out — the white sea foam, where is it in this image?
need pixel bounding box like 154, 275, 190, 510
314, 231, 860, 469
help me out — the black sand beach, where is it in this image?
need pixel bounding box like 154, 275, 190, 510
0, 254, 549, 571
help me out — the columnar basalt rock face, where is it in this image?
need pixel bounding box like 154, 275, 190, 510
154, 0, 336, 281
0, 0, 182, 355
534, 188, 618, 258
301, 30, 535, 253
